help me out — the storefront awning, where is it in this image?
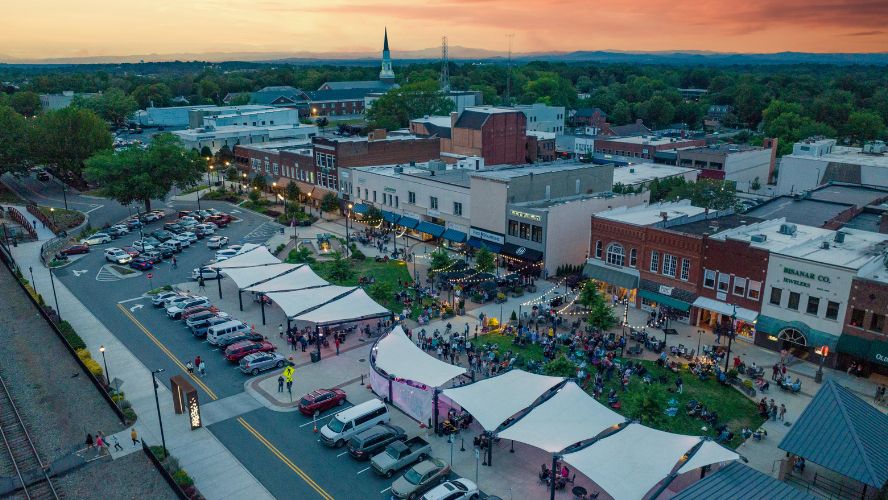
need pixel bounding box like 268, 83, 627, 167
467, 237, 502, 254
837, 334, 888, 366
442, 229, 467, 243
397, 216, 419, 229
691, 297, 758, 323
638, 289, 692, 312
416, 221, 445, 238
755, 316, 839, 349
583, 259, 640, 290
501, 242, 543, 261
352, 203, 369, 215
381, 211, 400, 224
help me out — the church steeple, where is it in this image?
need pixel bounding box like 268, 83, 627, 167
379, 27, 395, 84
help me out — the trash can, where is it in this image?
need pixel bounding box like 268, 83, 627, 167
310, 351, 320, 363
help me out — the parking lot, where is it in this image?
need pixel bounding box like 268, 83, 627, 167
52, 200, 495, 500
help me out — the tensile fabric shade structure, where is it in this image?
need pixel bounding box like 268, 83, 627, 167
221, 263, 301, 289
441, 369, 564, 431
677, 440, 739, 475
243, 265, 329, 293
210, 245, 280, 269
290, 288, 390, 325
265, 285, 354, 318
497, 382, 624, 453
373, 326, 465, 388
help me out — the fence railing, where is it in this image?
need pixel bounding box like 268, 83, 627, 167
5, 206, 36, 240
141, 442, 190, 500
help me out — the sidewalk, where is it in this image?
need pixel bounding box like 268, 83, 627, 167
10, 237, 274, 500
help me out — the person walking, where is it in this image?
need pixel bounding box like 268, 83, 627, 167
198, 360, 207, 377
334, 335, 340, 355
171, 255, 177, 269
111, 435, 123, 452
771, 364, 780, 382
278, 323, 284, 339
194, 356, 202, 371
198, 275, 206, 292
95, 432, 107, 456
130, 428, 140, 447
779, 404, 786, 421
85, 433, 94, 452
186, 360, 194, 374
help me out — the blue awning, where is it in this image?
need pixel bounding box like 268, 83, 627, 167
398, 216, 419, 229
442, 229, 467, 243
352, 203, 369, 215
382, 211, 400, 224
467, 237, 502, 253
416, 221, 445, 238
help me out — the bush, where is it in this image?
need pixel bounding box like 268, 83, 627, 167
59, 320, 86, 349
164, 456, 181, 475
76, 349, 104, 379
275, 243, 286, 255
173, 469, 194, 487
118, 399, 132, 410
349, 244, 366, 260
150, 446, 168, 460
122, 407, 138, 423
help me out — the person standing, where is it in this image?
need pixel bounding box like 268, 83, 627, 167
278, 324, 284, 339
277, 375, 284, 393
194, 356, 202, 371
130, 428, 140, 447
779, 404, 786, 421
198, 360, 207, 377
198, 275, 206, 292
171, 255, 177, 269
334, 335, 340, 355
675, 376, 684, 394
85, 433, 94, 452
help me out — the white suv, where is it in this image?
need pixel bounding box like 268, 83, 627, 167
104, 248, 132, 264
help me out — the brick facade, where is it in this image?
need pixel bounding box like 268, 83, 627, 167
842, 277, 888, 375
526, 135, 556, 163
700, 238, 769, 313
234, 145, 315, 189
594, 137, 706, 161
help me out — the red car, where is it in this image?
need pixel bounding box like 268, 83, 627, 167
206, 215, 230, 227
224, 340, 276, 362
59, 244, 90, 256
181, 305, 218, 320
122, 246, 141, 257
298, 388, 347, 416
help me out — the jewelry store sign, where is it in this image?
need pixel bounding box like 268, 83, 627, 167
782, 266, 830, 288
509, 209, 542, 222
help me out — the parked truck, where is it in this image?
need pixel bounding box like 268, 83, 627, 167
370, 436, 432, 478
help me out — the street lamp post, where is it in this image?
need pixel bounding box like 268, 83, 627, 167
696, 329, 704, 361
99, 345, 110, 386
151, 369, 168, 456
815, 346, 828, 383
240, 173, 246, 194
28, 266, 35, 293
49, 267, 60, 321
345, 204, 352, 257
207, 165, 214, 191
307, 192, 313, 217
724, 307, 737, 373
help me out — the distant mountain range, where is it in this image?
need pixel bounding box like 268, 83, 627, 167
1, 48, 887, 66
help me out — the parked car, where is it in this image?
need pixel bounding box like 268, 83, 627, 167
391, 458, 451, 499
179, 219, 199, 228
152, 291, 181, 307
163, 222, 184, 233
165, 294, 200, 308
420, 479, 479, 500
192, 267, 220, 280
181, 304, 218, 320
179, 231, 198, 243
81, 233, 112, 245
195, 224, 216, 235
239, 352, 289, 375
167, 297, 211, 319
206, 215, 229, 227
127, 218, 143, 229
143, 249, 163, 263
36, 170, 50, 181
214, 249, 238, 261
191, 315, 233, 338
372, 437, 433, 478
185, 310, 228, 328
348, 424, 407, 461
173, 234, 192, 248
132, 240, 155, 252
59, 244, 90, 256
207, 236, 229, 249
106, 226, 127, 238
192, 228, 208, 240
140, 212, 161, 222
122, 246, 140, 257
158, 242, 180, 255
130, 257, 154, 270
111, 224, 130, 234
224, 340, 276, 362
104, 248, 133, 264
216, 330, 264, 348
151, 230, 174, 242
298, 388, 347, 416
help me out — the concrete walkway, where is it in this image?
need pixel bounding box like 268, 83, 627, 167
10, 239, 274, 500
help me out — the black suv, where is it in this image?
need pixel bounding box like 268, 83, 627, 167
151, 230, 175, 242
347, 424, 406, 461
217, 331, 264, 348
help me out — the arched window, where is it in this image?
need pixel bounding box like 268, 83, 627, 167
606, 243, 625, 266
778, 328, 807, 346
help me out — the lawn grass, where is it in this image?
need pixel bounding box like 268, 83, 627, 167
0, 184, 24, 204
479, 331, 765, 448
305, 258, 412, 314
38, 206, 85, 230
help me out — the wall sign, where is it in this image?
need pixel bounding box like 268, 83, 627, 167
509, 209, 542, 222
783, 266, 831, 286
658, 285, 674, 296
470, 227, 505, 244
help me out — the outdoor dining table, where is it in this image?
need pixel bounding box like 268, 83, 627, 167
571, 485, 588, 498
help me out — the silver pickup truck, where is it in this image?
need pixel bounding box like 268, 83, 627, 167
370, 436, 431, 478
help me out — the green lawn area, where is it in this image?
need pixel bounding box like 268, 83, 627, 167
293, 257, 413, 314
0, 184, 24, 204
38, 206, 85, 230
479, 332, 765, 448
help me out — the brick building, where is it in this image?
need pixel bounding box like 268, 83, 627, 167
570, 107, 607, 130
234, 142, 317, 194
526, 131, 556, 163
593, 135, 706, 163
840, 260, 888, 375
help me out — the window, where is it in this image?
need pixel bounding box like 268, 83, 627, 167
717, 273, 730, 293
395, 196, 399, 208
733, 277, 747, 296
871, 313, 886, 332
430, 196, 438, 210
806, 296, 820, 315
680, 258, 690, 281
770, 287, 783, 306
825, 301, 840, 321
787, 292, 801, 310
629, 249, 637, 268
531, 225, 543, 243
508, 220, 519, 237
649, 251, 659, 272
747, 280, 761, 301
662, 254, 677, 278
703, 269, 716, 289
850, 308, 866, 327
519, 222, 530, 240
372, 191, 377, 202
605, 243, 625, 266
595, 240, 603, 259
273, 163, 279, 175
453, 202, 463, 216
408, 191, 416, 204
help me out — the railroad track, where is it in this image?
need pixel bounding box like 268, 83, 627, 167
0, 375, 62, 499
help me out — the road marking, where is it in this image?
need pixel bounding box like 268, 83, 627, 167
85, 205, 105, 214
297, 404, 352, 428
380, 487, 392, 494
336, 451, 349, 458
129, 304, 144, 312
118, 296, 146, 304
237, 418, 333, 500
116, 303, 218, 400
72, 269, 88, 277
356, 467, 370, 475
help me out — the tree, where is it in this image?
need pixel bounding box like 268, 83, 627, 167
284, 180, 301, 203
74, 88, 137, 127
365, 206, 383, 224
631, 385, 665, 425
83, 133, 202, 211
577, 280, 605, 310
320, 192, 339, 213
33, 107, 113, 178
609, 100, 632, 125
429, 248, 452, 271
215, 145, 234, 165
588, 302, 618, 332
8, 91, 41, 117
367, 80, 454, 130
251, 174, 268, 191
475, 247, 495, 273
225, 166, 240, 182
199, 145, 213, 160
0, 106, 33, 176
327, 252, 353, 282
845, 111, 885, 145
288, 246, 315, 264
521, 72, 577, 109
131, 83, 173, 109
543, 356, 577, 378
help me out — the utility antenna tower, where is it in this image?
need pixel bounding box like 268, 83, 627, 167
504, 33, 514, 106
440, 36, 450, 92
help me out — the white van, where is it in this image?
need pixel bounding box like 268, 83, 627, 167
206, 320, 249, 346
320, 399, 389, 448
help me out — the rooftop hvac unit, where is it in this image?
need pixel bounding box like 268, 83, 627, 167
394, 165, 403, 174
834, 231, 845, 244
751, 234, 767, 243
820, 241, 830, 250
779, 223, 797, 236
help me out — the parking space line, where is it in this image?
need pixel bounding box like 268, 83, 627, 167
380, 486, 392, 494
297, 403, 353, 428
117, 296, 147, 304
237, 418, 333, 500
336, 451, 349, 458
116, 303, 218, 400
356, 467, 370, 475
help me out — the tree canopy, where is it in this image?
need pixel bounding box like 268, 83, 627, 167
32, 107, 113, 178
0, 105, 33, 175
367, 80, 454, 130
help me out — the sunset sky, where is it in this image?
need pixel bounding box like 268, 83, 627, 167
1, 0, 887, 60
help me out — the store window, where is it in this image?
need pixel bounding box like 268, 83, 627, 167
703, 269, 716, 289
787, 292, 801, 310
453, 202, 463, 216
680, 258, 690, 281
717, 273, 730, 293
430, 196, 438, 209
849, 308, 865, 327
769, 287, 782, 306
519, 222, 530, 240
649, 251, 659, 272
408, 191, 416, 204
629, 249, 637, 268
606, 243, 625, 266
531, 226, 543, 243
806, 296, 820, 315
733, 277, 747, 297
747, 281, 761, 301
662, 254, 677, 277
825, 301, 840, 321
595, 241, 603, 259
508, 220, 519, 237
871, 313, 886, 332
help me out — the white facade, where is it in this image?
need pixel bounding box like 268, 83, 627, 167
207, 108, 299, 128
777, 144, 888, 195
516, 103, 566, 134
172, 124, 317, 153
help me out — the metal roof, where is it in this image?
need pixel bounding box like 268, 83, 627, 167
778, 378, 888, 488
673, 462, 816, 500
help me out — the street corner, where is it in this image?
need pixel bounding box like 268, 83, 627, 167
244, 369, 303, 411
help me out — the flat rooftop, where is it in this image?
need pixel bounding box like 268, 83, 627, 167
785, 146, 888, 167
612, 163, 697, 186
807, 183, 888, 208
669, 213, 764, 236
511, 192, 622, 210
527, 131, 556, 140
464, 106, 517, 114
857, 256, 888, 285
413, 115, 452, 128
842, 211, 883, 233
351, 163, 474, 188
597, 136, 695, 146
470, 161, 601, 181
320, 134, 423, 143
595, 200, 708, 226
236, 140, 313, 153
680, 143, 763, 154
744, 196, 852, 227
